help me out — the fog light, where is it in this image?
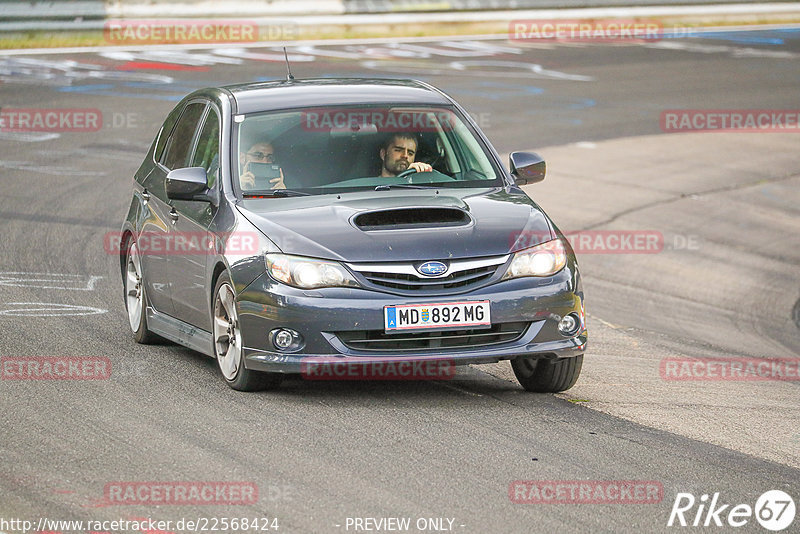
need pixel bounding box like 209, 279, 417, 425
272, 328, 301, 351
558, 314, 579, 336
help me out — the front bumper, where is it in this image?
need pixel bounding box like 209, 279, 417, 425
236, 267, 586, 374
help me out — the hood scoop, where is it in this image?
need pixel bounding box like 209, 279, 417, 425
353, 207, 471, 231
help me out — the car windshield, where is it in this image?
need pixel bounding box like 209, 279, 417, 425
234, 105, 500, 196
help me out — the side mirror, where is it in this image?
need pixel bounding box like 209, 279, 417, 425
509, 152, 546, 186
166, 167, 215, 203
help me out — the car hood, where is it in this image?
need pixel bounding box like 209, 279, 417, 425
237, 188, 555, 262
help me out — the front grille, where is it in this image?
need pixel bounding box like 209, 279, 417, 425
360, 264, 498, 292
336, 322, 528, 352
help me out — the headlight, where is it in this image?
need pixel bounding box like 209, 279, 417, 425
265, 253, 359, 289
502, 239, 567, 279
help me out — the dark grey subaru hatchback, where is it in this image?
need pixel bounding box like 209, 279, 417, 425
119, 78, 586, 392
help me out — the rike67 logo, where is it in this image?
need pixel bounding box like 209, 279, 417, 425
668, 490, 795, 531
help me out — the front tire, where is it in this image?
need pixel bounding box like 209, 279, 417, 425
511, 355, 583, 393
212, 272, 283, 391
124, 239, 158, 344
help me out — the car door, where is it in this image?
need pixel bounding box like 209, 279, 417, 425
144, 100, 207, 319
169, 104, 221, 330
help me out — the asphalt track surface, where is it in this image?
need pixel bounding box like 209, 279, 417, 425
1, 29, 799, 533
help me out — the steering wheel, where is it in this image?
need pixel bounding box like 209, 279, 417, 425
396, 167, 418, 183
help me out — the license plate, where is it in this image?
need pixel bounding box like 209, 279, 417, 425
384, 300, 491, 332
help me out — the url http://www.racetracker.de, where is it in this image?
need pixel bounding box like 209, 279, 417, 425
0, 515, 280, 533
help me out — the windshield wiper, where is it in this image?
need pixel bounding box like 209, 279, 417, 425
374, 184, 436, 191
243, 189, 310, 198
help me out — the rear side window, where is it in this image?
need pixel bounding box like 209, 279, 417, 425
162, 102, 206, 170
153, 105, 183, 163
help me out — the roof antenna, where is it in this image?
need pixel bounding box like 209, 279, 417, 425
283, 47, 295, 82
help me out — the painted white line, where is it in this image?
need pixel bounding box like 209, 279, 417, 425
212, 47, 315, 62
361, 58, 594, 81
0, 56, 174, 84
99, 49, 243, 65
290, 40, 523, 60
450, 59, 593, 81
439, 40, 523, 54
646, 40, 800, 58
0, 132, 60, 143
379, 41, 522, 58
0, 273, 103, 291
0, 303, 107, 317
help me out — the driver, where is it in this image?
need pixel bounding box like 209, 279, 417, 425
239, 139, 286, 190
379, 133, 433, 177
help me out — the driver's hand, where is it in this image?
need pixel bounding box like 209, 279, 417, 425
409, 162, 432, 173
270, 168, 286, 190
240, 171, 255, 190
